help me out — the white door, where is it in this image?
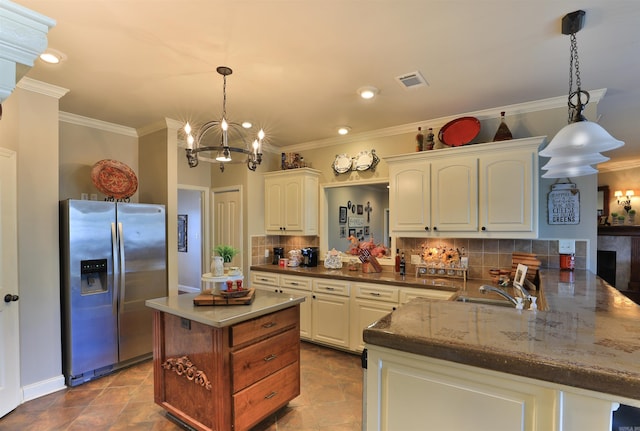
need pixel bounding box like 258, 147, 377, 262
212, 188, 242, 268
0, 148, 21, 418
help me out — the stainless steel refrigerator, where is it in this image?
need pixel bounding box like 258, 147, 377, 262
60, 199, 167, 386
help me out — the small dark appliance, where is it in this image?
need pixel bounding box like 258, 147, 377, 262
301, 247, 319, 267
272, 247, 284, 265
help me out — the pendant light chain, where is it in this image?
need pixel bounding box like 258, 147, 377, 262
222, 73, 227, 121
567, 32, 581, 123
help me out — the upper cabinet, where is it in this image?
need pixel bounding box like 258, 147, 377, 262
385, 137, 545, 239
264, 168, 320, 235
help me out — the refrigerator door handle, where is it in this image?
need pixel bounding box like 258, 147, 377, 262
111, 222, 119, 316
118, 222, 126, 313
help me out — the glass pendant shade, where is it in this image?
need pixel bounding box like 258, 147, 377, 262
541, 152, 609, 170
541, 164, 598, 178
540, 121, 624, 158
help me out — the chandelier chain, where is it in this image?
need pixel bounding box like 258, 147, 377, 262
222, 74, 227, 121
567, 32, 581, 122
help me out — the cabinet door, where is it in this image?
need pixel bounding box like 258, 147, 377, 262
431, 156, 478, 232
311, 292, 350, 349
389, 160, 431, 233
282, 178, 303, 232
264, 179, 285, 232
350, 298, 396, 352
479, 150, 535, 234
280, 287, 312, 340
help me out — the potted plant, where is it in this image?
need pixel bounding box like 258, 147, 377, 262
629, 209, 636, 225
611, 212, 619, 225
213, 244, 239, 264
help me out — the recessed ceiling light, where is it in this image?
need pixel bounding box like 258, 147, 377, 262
338, 126, 351, 135
39, 49, 66, 64
357, 86, 378, 100
242, 121, 252, 129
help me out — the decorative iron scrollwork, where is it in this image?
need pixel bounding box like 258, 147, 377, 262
162, 356, 212, 390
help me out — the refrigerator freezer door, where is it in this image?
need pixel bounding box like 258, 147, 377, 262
116, 203, 167, 362
60, 200, 118, 380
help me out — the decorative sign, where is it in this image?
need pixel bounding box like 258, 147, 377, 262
348, 216, 365, 227
548, 182, 580, 225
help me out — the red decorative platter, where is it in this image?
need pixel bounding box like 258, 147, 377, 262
438, 116, 481, 147
91, 159, 138, 199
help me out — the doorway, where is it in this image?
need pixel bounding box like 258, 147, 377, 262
212, 186, 243, 270
177, 186, 209, 292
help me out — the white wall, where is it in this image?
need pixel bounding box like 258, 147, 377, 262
178, 188, 204, 290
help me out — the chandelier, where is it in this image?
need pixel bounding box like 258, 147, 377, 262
540, 10, 624, 178
184, 66, 264, 171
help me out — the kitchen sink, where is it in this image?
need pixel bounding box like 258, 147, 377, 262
452, 295, 514, 308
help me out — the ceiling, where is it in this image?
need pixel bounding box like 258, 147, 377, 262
15, 0, 640, 170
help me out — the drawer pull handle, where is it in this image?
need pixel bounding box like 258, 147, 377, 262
265, 391, 278, 399
264, 354, 277, 362
259, 278, 268, 282
369, 292, 381, 296
262, 322, 276, 329
325, 287, 335, 291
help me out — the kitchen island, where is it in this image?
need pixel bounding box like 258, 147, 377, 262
145, 290, 305, 431
362, 269, 640, 431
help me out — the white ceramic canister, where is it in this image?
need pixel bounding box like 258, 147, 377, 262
211, 256, 224, 276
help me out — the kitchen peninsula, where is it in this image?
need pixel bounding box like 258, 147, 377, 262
145, 290, 305, 431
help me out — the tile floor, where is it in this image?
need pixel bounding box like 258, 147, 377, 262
0, 342, 363, 431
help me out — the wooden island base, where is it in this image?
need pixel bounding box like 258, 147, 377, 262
151, 304, 301, 431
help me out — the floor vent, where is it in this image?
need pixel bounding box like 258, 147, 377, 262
395, 71, 428, 89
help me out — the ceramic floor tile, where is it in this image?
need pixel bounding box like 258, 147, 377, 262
0, 341, 363, 430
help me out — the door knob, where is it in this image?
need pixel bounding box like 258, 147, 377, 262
4, 294, 19, 303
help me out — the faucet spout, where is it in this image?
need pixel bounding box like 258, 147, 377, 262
479, 285, 519, 306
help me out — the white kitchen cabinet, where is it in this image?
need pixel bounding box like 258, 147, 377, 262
311, 279, 350, 350
264, 168, 320, 235
366, 344, 617, 431
250, 271, 280, 292
350, 283, 398, 352
385, 136, 544, 238
279, 274, 312, 340
479, 146, 537, 234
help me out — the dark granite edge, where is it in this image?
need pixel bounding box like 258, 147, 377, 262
363, 329, 640, 402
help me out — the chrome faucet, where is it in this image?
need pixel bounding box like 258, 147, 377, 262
479, 285, 520, 307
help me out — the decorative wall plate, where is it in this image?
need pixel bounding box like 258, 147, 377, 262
354, 150, 374, 171
91, 159, 138, 199
438, 117, 481, 147
332, 154, 353, 175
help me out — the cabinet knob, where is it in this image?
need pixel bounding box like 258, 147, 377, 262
481, 226, 487, 231
4, 294, 19, 303
424, 226, 430, 231
433, 226, 438, 231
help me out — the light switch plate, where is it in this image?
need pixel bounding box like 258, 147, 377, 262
410, 254, 421, 264
558, 239, 575, 254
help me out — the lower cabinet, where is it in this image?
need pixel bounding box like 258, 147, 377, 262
365, 345, 617, 431
350, 283, 399, 352
311, 279, 351, 350
152, 305, 301, 431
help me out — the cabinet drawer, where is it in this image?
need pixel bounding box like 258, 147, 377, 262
232, 328, 299, 392
251, 271, 279, 287
313, 279, 350, 296
233, 362, 300, 431
280, 274, 312, 291
354, 282, 399, 302
231, 306, 299, 347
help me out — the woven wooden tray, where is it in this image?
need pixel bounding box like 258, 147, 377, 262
193, 288, 255, 306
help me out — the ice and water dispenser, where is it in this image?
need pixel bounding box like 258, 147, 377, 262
80, 259, 108, 294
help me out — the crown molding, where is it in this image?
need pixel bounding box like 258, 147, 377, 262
0, 1, 55, 65
286, 89, 608, 152
59, 111, 138, 137
598, 159, 640, 173
17, 77, 68, 99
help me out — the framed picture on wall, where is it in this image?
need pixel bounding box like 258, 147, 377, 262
339, 206, 348, 224
178, 214, 188, 252
348, 228, 356, 238
364, 226, 370, 236
340, 226, 346, 238
357, 204, 363, 215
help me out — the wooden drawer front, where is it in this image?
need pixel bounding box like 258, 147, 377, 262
232, 328, 299, 392
313, 279, 350, 296
251, 271, 279, 287
354, 282, 399, 302
231, 306, 298, 347
233, 362, 300, 431
280, 274, 312, 291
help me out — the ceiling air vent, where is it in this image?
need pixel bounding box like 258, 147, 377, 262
395, 71, 428, 89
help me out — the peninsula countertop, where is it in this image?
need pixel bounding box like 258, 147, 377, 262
364, 269, 640, 405
145, 290, 305, 328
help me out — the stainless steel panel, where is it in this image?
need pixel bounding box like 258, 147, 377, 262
116, 203, 167, 361
60, 200, 118, 379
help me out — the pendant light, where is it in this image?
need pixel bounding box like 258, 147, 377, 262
539, 10, 624, 178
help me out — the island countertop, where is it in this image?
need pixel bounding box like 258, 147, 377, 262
145, 290, 305, 328
363, 269, 640, 405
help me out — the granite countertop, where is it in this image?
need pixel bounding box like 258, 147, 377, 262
364, 270, 640, 404
145, 290, 305, 328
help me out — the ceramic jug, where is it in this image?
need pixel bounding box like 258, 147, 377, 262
211, 256, 224, 276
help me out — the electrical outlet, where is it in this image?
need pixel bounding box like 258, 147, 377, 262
558, 239, 575, 254
410, 254, 422, 264
264, 249, 270, 258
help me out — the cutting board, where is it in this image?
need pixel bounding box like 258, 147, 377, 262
193, 288, 255, 306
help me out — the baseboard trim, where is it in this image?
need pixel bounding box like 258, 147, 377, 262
22, 374, 66, 402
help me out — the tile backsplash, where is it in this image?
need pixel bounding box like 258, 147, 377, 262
251, 235, 586, 280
